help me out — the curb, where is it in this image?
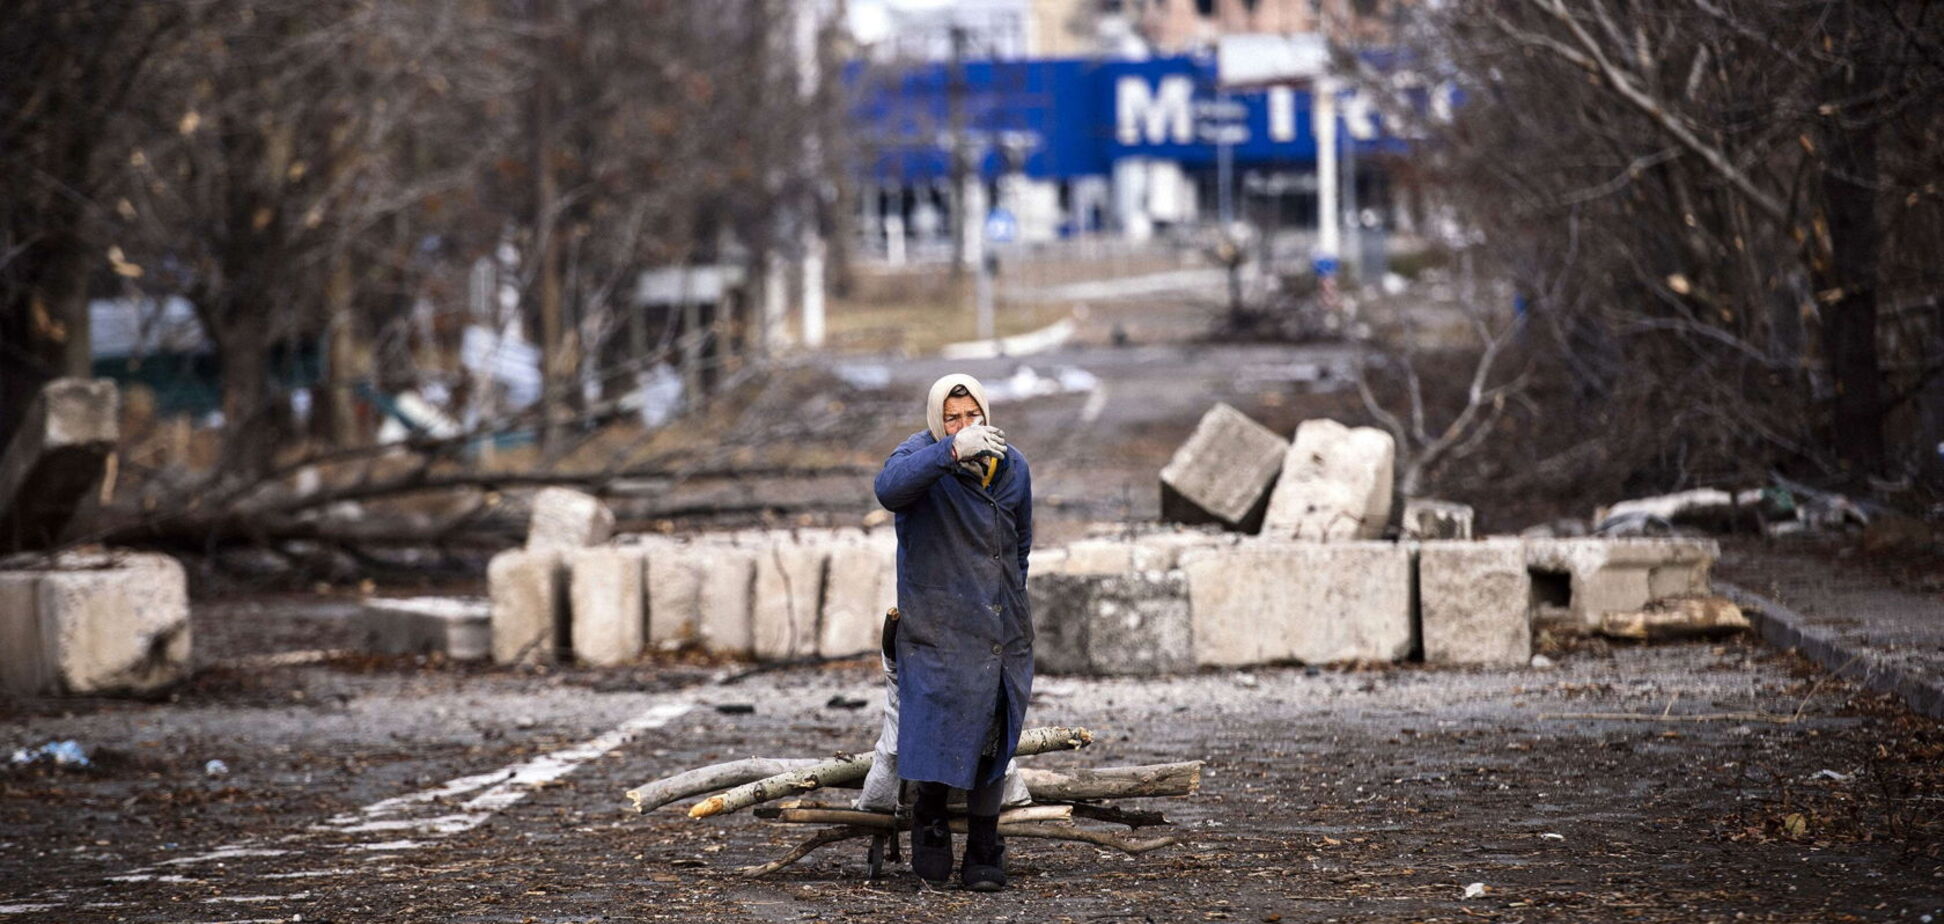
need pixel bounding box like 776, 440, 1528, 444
1717, 580, 1944, 721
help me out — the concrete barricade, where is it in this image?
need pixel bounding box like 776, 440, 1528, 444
1419, 539, 1530, 666
820, 532, 896, 657
1159, 403, 1288, 532
0, 553, 191, 695
751, 535, 830, 661
1182, 541, 1412, 666
489, 548, 564, 664
1029, 571, 1192, 676
526, 487, 614, 551
359, 597, 491, 661
1523, 537, 1718, 631
567, 546, 645, 666
1261, 419, 1396, 541
695, 541, 755, 655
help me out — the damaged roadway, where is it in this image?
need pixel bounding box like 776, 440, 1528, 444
1, 598, 1940, 922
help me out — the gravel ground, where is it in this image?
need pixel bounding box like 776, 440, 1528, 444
3, 599, 1940, 923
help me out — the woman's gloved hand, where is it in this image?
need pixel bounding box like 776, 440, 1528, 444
951, 424, 1007, 462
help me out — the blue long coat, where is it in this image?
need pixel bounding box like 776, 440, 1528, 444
873, 431, 1034, 790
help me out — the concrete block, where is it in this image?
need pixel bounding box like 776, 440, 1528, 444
751, 538, 829, 661
359, 597, 491, 661
567, 546, 646, 666
525, 487, 614, 551
0, 378, 119, 552
489, 548, 564, 664
1159, 402, 1288, 532
695, 542, 755, 655
1403, 499, 1474, 540
1419, 539, 1530, 666
1523, 537, 1718, 630
1131, 531, 1235, 571
1030, 572, 1192, 676
0, 571, 50, 695
1261, 419, 1395, 541
643, 538, 704, 648
1182, 541, 1412, 666
820, 534, 896, 657
33, 553, 190, 694
1060, 539, 1137, 575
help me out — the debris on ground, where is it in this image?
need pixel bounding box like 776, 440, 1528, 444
10, 740, 90, 768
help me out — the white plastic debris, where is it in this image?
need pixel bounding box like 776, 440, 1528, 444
1540, 832, 1565, 841
204, 759, 230, 779
1530, 654, 1556, 669
10, 740, 89, 768
1462, 882, 1488, 899
1810, 769, 1853, 783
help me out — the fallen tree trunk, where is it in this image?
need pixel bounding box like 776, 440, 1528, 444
737, 820, 1178, 878
1017, 761, 1202, 800
684, 726, 1094, 819
626, 758, 823, 814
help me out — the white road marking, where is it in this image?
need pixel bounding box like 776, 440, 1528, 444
202, 892, 310, 904
5, 699, 694, 916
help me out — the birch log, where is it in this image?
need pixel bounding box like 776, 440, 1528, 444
754, 805, 1073, 826
686, 726, 1094, 819
1018, 761, 1202, 801
626, 758, 822, 813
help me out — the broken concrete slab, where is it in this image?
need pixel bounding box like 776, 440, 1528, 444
1159, 402, 1288, 532
1029, 571, 1193, 676
820, 533, 896, 657
488, 548, 565, 664
567, 546, 646, 666
1260, 419, 1395, 541
1403, 499, 1475, 540
16, 552, 191, 694
359, 597, 491, 660
0, 379, 119, 552
1419, 539, 1530, 666
751, 537, 829, 661
1523, 537, 1718, 631
525, 486, 614, 551
1181, 541, 1412, 666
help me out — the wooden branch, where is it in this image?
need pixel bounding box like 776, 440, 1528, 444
736, 820, 1180, 878
758, 805, 1073, 827
739, 825, 872, 878
685, 727, 1094, 819
1062, 802, 1172, 829
1017, 761, 1202, 801
626, 758, 823, 814
1002, 822, 1178, 855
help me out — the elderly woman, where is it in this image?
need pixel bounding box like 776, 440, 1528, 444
872, 373, 1034, 892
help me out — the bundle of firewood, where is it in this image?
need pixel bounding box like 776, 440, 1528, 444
624, 726, 1201, 878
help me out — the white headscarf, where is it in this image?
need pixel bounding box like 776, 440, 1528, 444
925, 373, 991, 441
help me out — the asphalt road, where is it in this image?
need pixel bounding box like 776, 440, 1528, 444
3, 600, 1940, 923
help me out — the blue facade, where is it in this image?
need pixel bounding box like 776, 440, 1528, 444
846, 55, 1412, 184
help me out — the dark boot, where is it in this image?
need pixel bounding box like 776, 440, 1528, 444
960, 814, 1006, 892
909, 789, 953, 884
